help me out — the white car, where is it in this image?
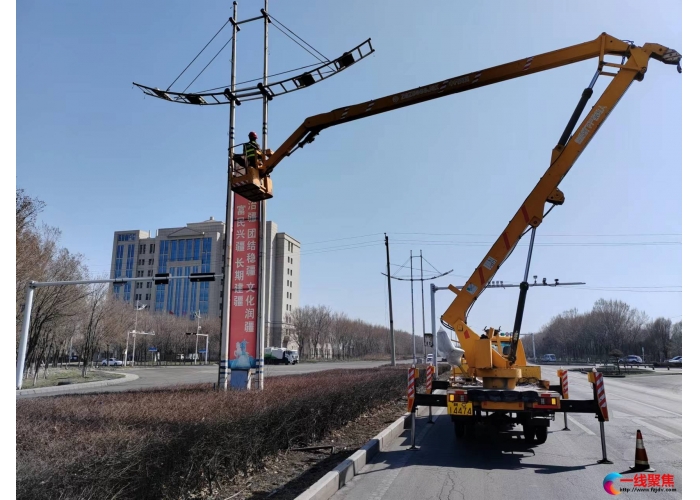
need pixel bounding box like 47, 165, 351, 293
101, 358, 123, 366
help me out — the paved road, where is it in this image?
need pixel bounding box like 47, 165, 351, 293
332, 366, 682, 500
16, 359, 411, 399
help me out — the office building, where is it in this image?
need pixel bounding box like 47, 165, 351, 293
109, 219, 300, 347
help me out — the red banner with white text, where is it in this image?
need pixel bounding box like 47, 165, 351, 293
228, 193, 260, 370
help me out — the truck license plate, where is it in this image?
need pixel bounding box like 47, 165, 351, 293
447, 401, 473, 416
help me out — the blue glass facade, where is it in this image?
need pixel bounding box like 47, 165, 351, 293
167, 266, 175, 313
152, 237, 215, 316
182, 267, 190, 315
190, 265, 198, 315
114, 245, 124, 278
174, 267, 183, 314
124, 244, 134, 301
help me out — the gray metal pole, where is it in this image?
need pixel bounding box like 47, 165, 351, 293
420, 250, 425, 357
411, 251, 415, 364
132, 332, 137, 367
124, 331, 129, 366
532, 332, 536, 360
16, 284, 35, 390
431, 284, 438, 370
385, 234, 396, 366
205, 335, 209, 364
598, 421, 612, 464
256, 0, 270, 390
219, 0, 238, 390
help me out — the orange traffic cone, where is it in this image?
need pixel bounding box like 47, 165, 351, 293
629, 429, 655, 472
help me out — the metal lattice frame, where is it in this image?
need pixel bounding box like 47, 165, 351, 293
133, 39, 374, 106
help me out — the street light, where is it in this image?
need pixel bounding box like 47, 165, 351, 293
131, 330, 155, 366
186, 310, 208, 365
125, 302, 148, 366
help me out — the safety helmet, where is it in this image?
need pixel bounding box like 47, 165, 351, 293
249, 131, 258, 140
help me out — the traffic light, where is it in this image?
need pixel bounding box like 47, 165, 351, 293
190, 272, 215, 282
154, 273, 170, 285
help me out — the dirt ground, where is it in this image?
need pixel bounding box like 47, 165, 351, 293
196, 397, 410, 500
191, 372, 447, 500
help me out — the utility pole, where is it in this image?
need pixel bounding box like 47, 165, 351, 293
384, 234, 396, 366
219, 0, 238, 390
420, 250, 426, 358
410, 250, 416, 364
256, 0, 270, 391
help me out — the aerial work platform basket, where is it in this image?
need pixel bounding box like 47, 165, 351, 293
230, 156, 273, 201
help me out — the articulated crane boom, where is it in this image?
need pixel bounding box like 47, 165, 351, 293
232, 33, 680, 388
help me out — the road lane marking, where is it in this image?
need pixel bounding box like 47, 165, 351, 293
610, 395, 682, 417
566, 416, 596, 436
631, 418, 682, 440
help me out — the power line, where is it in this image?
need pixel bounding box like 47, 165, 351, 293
167, 19, 230, 91
269, 20, 326, 64
304, 233, 384, 245
267, 13, 330, 62
389, 232, 681, 237
182, 36, 233, 94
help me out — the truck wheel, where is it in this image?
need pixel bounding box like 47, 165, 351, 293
535, 427, 548, 443
523, 425, 536, 443
454, 421, 465, 438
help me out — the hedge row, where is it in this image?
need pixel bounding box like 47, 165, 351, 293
17, 365, 445, 500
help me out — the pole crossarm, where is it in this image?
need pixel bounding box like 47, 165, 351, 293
381, 270, 453, 282
133, 39, 374, 106
433, 281, 585, 291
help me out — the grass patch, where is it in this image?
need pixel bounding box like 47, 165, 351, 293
22, 367, 123, 388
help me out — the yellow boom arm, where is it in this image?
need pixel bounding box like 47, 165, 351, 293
441, 40, 680, 362
262, 33, 676, 175
260, 33, 680, 371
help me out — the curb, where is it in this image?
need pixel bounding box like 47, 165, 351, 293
294, 404, 432, 500
16, 373, 139, 396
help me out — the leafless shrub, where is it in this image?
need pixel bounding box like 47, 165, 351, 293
17, 367, 419, 500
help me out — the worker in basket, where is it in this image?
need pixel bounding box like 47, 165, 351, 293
244, 131, 262, 168
231, 131, 261, 170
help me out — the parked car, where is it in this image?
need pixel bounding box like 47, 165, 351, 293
620, 355, 643, 364
667, 356, 682, 364
101, 358, 123, 367
541, 354, 556, 362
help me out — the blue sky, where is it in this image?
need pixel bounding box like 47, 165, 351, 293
16, 0, 682, 336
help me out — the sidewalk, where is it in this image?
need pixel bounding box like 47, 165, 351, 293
16, 372, 139, 396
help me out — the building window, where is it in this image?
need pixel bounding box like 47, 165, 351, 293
148, 270, 153, 277
291, 258, 293, 265
290, 269, 292, 276
149, 243, 155, 254
290, 293, 292, 300
118, 233, 136, 242
186, 239, 193, 260
148, 258, 154, 265
158, 241, 169, 273
170, 240, 177, 261
145, 293, 151, 301
115, 245, 124, 278
147, 281, 152, 289
194, 238, 201, 260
